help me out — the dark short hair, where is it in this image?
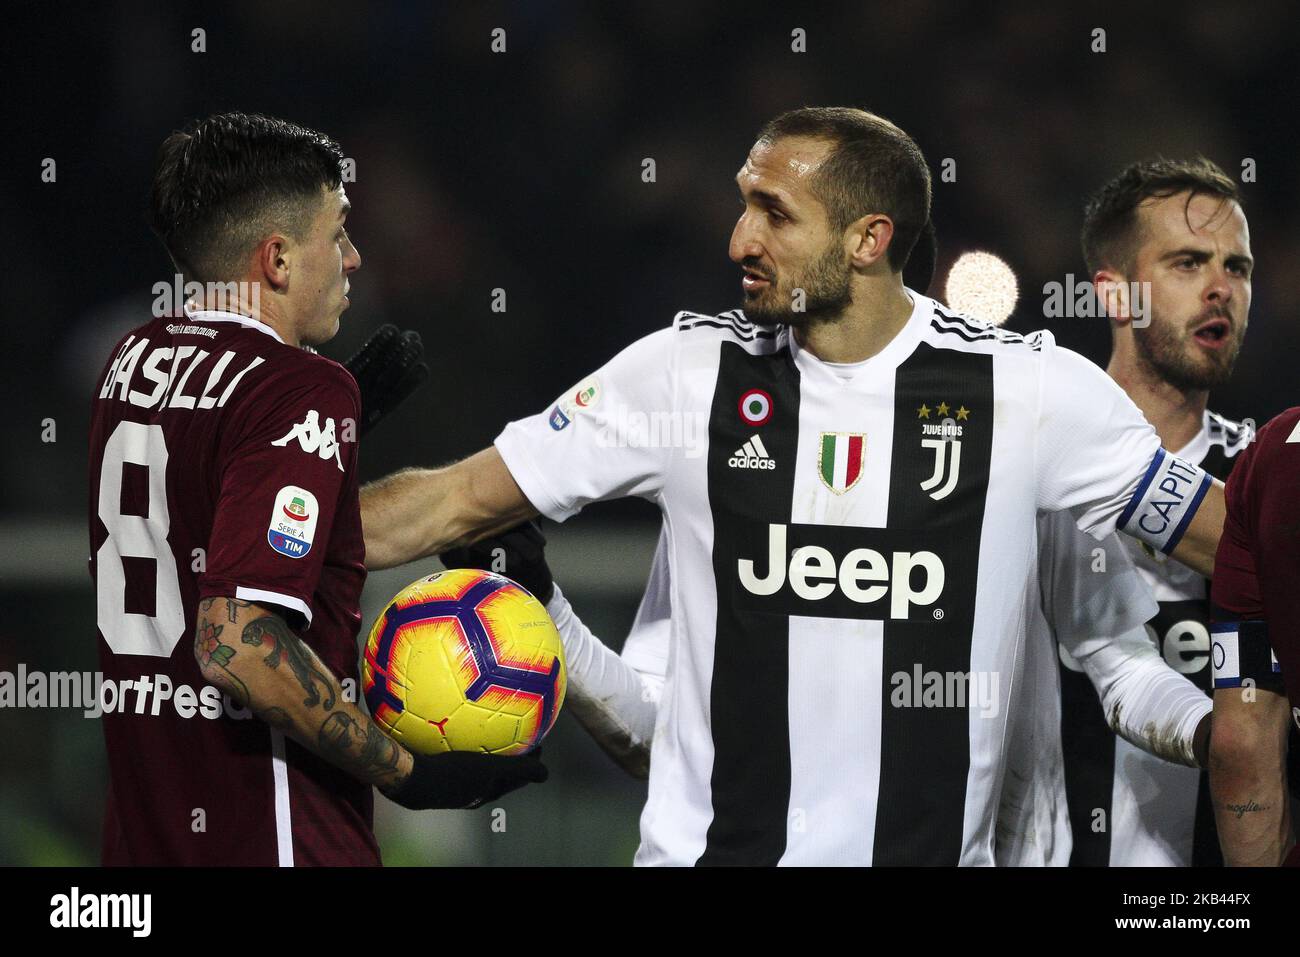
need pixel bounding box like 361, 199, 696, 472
148, 112, 345, 283
755, 107, 932, 272
1081, 157, 1241, 275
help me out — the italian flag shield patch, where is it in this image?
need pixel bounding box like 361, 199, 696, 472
818, 432, 866, 494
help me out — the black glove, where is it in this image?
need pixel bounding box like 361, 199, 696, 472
383, 750, 548, 810
440, 521, 554, 605
344, 324, 431, 437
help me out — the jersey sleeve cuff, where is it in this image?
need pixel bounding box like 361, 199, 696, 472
494, 427, 577, 522
199, 582, 314, 628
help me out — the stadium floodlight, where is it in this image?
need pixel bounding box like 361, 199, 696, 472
944, 251, 1019, 327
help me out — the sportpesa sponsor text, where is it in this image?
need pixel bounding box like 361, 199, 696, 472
93, 672, 356, 720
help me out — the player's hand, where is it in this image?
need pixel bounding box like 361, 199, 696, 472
440, 521, 554, 605
344, 324, 430, 437
382, 750, 549, 810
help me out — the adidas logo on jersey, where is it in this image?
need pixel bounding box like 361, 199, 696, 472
729, 434, 776, 470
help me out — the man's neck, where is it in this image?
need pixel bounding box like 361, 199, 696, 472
793, 283, 914, 364
191, 290, 297, 347
1107, 355, 1208, 453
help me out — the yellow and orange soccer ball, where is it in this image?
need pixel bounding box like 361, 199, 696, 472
362, 569, 566, 756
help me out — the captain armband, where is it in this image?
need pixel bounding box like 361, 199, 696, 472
1116, 449, 1213, 555
1211, 619, 1284, 692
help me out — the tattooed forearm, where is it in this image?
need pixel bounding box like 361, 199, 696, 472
195, 599, 412, 789
318, 711, 406, 788
240, 615, 337, 710
254, 705, 294, 731
194, 617, 250, 703
224, 598, 255, 622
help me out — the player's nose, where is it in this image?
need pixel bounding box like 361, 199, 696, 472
729, 215, 762, 265
1204, 263, 1231, 305
344, 237, 361, 273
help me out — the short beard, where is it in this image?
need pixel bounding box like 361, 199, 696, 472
1133, 309, 1241, 391
741, 241, 853, 328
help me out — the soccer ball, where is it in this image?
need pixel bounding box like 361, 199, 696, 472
362, 568, 566, 756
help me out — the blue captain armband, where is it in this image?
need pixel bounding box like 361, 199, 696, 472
1212, 619, 1284, 691
1116, 449, 1213, 555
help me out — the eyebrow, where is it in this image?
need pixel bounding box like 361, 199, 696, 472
338, 200, 352, 219
1163, 246, 1253, 268
735, 177, 791, 210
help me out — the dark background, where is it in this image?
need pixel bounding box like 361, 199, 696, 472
2, 0, 1297, 864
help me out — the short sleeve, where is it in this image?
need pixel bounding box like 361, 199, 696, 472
1211, 439, 1264, 620
1035, 341, 1162, 535
495, 328, 677, 522
1038, 510, 1158, 661
1210, 438, 1278, 690
198, 361, 361, 627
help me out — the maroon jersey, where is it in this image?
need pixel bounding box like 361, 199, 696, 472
88, 309, 378, 865
1212, 407, 1300, 704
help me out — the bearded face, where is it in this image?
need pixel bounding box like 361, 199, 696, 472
1125, 191, 1252, 392
740, 234, 854, 327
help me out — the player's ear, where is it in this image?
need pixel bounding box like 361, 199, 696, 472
1094, 270, 1131, 324
256, 234, 292, 292
847, 212, 895, 270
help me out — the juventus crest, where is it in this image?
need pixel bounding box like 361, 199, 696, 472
916, 402, 970, 501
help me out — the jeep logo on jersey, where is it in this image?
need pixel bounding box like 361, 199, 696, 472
737, 523, 946, 621
818, 432, 864, 493
268, 486, 319, 558
272, 410, 343, 471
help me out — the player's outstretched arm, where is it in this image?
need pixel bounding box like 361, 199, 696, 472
1166, 478, 1226, 579
195, 597, 546, 808
1208, 684, 1292, 865
361, 447, 537, 570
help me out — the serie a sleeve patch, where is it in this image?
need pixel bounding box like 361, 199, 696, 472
1211, 619, 1283, 691
1117, 449, 1212, 555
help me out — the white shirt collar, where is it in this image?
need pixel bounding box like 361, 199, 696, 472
182, 305, 286, 345
787, 289, 927, 382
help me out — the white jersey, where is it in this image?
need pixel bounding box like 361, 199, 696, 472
496, 292, 1204, 866
1050, 412, 1251, 866
997, 512, 1166, 865
620, 526, 673, 682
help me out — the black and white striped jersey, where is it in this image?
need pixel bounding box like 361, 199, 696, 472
495, 292, 1206, 865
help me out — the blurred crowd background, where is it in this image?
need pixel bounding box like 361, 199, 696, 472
2, 0, 1298, 864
